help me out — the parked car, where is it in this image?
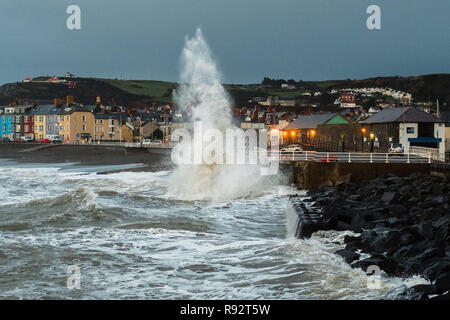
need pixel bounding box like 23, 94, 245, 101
142, 138, 152, 145
14, 138, 25, 143
40, 139, 51, 143
389, 143, 404, 153
152, 140, 163, 145
280, 144, 303, 153
51, 139, 63, 144
21, 136, 34, 142
1, 137, 11, 143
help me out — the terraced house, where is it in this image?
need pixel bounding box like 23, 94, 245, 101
58, 105, 95, 142
94, 113, 124, 141
3, 105, 33, 139
30, 105, 60, 140
0, 107, 13, 139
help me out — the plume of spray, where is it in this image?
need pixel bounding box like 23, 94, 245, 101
169, 28, 280, 201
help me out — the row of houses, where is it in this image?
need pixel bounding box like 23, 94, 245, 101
0, 101, 179, 143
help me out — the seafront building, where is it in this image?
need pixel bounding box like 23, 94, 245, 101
0, 107, 13, 139
360, 107, 446, 156
94, 113, 124, 141
30, 105, 60, 140
58, 105, 96, 142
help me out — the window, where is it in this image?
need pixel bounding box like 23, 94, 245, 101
82, 116, 86, 122
406, 127, 414, 134
39, 125, 43, 131
39, 116, 43, 122
60, 125, 64, 131
82, 125, 86, 131
60, 116, 64, 121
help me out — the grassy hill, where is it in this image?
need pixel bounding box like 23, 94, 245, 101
1, 74, 449, 107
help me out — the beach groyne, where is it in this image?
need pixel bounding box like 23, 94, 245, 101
289, 172, 450, 299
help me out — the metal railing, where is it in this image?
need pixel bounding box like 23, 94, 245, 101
62, 141, 174, 148
259, 151, 434, 163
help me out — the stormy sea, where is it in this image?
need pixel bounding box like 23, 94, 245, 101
0, 28, 427, 300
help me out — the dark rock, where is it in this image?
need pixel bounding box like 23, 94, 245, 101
431, 183, 443, 195
399, 185, 413, 195
400, 258, 423, 275
429, 292, 450, 300
406, 284, 436, 300
418, 222, 434, 240
335, 249, 360, 264
336, 221, 352, 231
424, 196, 445, 206
344, 235, 361, 243
388, 204, 407, 217
421, 208, 441, 221
393, 245, 413, 261
348, 194, 361, 201
381, 192, 397, 204
352, 256, 385, 272
384, 231, 402, 250
400, 233, 417, 246
435, 272, 450, 294
422, 258, 450, 280
414, 247, 440, 262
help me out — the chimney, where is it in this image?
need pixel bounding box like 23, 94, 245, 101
54, 98, 63, 107
66, 96, 74, 106
96, 96, 101, 105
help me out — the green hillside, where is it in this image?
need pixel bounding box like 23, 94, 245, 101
1, 74, 449, 107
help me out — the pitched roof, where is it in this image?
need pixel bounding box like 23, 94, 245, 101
29, 105, 60, 115
94, 113, 126, 120
360, 107, 444, 124
284, 113, 337, 130
439, 111, 450, 125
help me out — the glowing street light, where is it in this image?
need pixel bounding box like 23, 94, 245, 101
309, 129, 316, 137
370, 132, 375, 139
361, 127, 367, 152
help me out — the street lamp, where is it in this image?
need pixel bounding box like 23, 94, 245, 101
361, 127, 366, 152
370, 132, 375, 152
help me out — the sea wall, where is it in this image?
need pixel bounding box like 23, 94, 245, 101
293, 161, 430, 190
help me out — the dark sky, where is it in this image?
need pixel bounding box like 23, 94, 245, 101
1, 0, 449, 85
